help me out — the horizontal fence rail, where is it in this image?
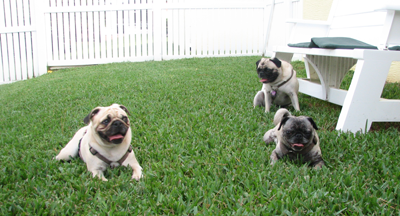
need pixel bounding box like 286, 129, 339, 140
0, 0, 302, 84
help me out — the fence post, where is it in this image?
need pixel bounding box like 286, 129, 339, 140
32, 0, 48, 76
263, 0, 275, 56
153, 0, 162, 61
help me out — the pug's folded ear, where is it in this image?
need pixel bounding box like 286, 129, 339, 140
119, 105, 131, 116
278, 116, 290, 130
256, 59, 261, 68
270, 57, 282, 68
307, 117, 318, 130
83, 108, 101, 124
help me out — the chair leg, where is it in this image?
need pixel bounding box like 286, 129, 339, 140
336, 59, 392, 133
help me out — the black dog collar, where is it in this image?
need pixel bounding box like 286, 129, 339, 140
77, 130, 132, 166
275, 69, 294, 88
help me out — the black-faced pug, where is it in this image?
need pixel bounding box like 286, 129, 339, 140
264, 108, 324, 168
56, 104, 143, 181
253, 57, 300, 112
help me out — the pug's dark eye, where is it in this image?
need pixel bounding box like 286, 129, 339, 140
122, 116, 128, 123
102, 119, 110, 125
285, 130, 294, 136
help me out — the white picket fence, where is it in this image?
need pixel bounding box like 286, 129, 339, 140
0, 0, 302, 85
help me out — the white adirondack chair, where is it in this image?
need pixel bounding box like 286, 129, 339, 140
272, 0, 400, 133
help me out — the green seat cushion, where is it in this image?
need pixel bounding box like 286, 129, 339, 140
288, 42, 316, 48
288, 37, 377, 50
311, 37, 377, 49
389, 46, 400, 51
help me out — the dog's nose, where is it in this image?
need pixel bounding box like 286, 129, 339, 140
112, 121, 122, 127
295, 133, 302, 139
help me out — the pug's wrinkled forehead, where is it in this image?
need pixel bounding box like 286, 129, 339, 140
84, 104, 130, 124
257, 57, 282, 69
104, 104, 130, 116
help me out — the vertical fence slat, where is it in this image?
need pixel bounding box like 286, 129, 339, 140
161, 9, 167, 57
76, 11, 83, 60
142, 8, 148, 57
208, 9, 214, 56
5, 31, 12, 81
0, 35, 3, 82
1, 35, 10, 82
148, 8, 153, 57
208, 9, 213, 56
50, 1, 57, 61
70, 9, 77, 61
178, 8, 184, 56
123, 9, 129, 58
99, 1, 105, 59
173, 9, 178, 56
105, 0, 111, 59
0, 0, 5, 82
44, 3, 53, 72
212, 9, 218, 56
93, 8, 100, 59
0, 34, 9, 82
201, 9, 206, 56
32, 0, 46, 77
190, 9, 195, 56
128, 9, 134, 57
184, 8, 189, 56
4, 0, 14, 81
64, 11, 71, 60
167, 8, 173, 56
88, 8, 94, 59
136, 8, 141, 57
117, 10, 123, 58
222, 8, 227, 56
11, 1, 22, 81
18, 32, 27, 80
57, 0, 65, 61
25, 31, 33, 78
17, 0, 27, 80
82, 9, 89, 59
111, 10, 117, 58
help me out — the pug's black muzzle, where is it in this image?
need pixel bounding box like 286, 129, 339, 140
257, 68, 279, 83
98, 120, 130, 144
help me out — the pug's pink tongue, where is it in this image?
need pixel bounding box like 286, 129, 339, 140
260, 79, 269, 83
293, 144, 304, 148
109, 134, 124, 141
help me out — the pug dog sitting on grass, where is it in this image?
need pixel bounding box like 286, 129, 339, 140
264, 108, 325, 168
253, 57, 300, 112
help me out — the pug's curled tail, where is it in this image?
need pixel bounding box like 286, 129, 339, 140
273, 108, 291, 125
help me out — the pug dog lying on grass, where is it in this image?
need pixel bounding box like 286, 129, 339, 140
253, 57, 300, 112
56, 104, 143, 181
264, 108, 325, 168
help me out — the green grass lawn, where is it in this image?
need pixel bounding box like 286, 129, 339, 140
1, 56, 400, 215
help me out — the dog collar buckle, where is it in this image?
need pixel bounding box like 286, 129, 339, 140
89, 146, 98, 155
127, 146, 133, 153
